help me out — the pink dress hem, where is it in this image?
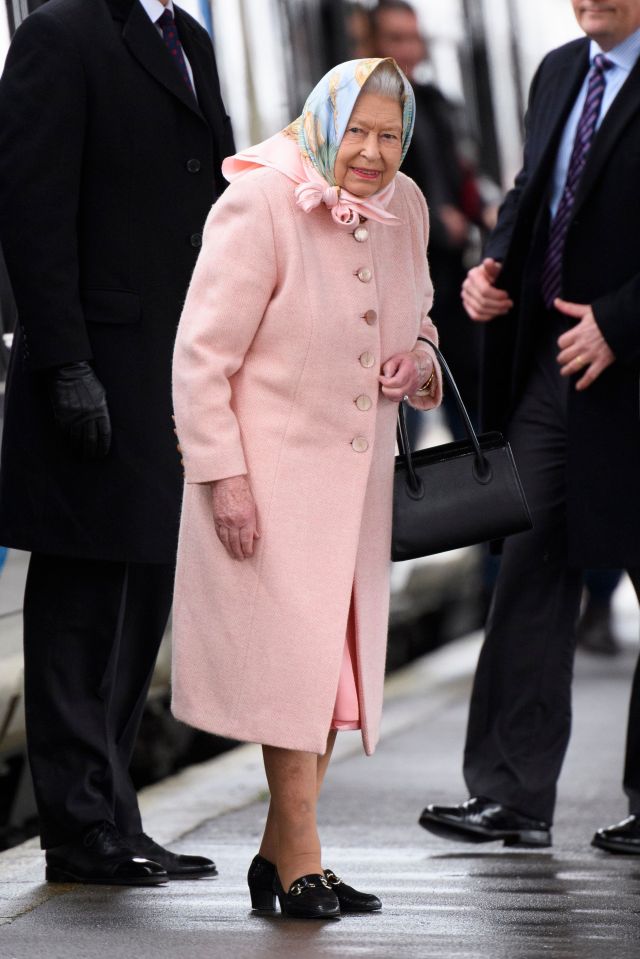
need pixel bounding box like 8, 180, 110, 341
330, 595, 361, 731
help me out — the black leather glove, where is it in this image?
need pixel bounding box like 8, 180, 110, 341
49, 361, 112, 461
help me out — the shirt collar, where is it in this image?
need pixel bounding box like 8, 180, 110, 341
138, 0, 176, 25
590, 27, 640, 73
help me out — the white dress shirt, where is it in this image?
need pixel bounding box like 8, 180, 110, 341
137, 0, 196, 92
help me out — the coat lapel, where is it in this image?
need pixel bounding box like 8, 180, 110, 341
175, 8, 219, 133
121, 0, 204, 119
573, 56, 640, 213
525, 41, 591, 201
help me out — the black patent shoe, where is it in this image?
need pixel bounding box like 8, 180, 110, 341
419, 796, 552, 848
274, 870, 340, 920
592, 815, 640, 854
248, 855, 379, 914
323, 869, 382, 912
45, 822, 168, 885
129, 832, 217, 879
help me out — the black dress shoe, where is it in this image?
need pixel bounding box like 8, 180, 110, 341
419, 796, 552, 848
45, 822, 168, 885
274, 870, 340, 920
129, 832, 217, 879
592, 815, 640, 854
323, 868, 382, 912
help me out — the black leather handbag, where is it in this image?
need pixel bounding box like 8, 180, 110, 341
392, 339, 532, 562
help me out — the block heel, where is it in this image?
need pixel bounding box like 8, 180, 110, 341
249, 886, 277, 911
247, 853, 277, 912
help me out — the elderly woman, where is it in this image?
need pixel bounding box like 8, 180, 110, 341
172, 57, 441, 920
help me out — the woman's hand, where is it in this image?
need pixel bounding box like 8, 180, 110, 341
211, 475, 260, 561
379, 350, 433, 402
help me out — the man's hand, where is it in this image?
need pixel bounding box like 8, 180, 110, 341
554, 298, 615, 391
49, 361, 112, 460
212, 474, 259, 561
461, 257, 514, 322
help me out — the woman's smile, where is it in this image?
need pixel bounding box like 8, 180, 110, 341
350, 167, 382, 181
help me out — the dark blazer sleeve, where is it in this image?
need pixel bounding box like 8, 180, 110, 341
592, 279, 640, 364
484, 60, 545, 263
0, 10, 92, 370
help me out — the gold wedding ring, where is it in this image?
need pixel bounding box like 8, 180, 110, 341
574, 354, 584, 367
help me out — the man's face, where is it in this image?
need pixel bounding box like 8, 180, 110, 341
374, 9, 425, 80
572, 1, 640, 49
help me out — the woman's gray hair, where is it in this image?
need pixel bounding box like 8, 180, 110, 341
361, 60, 405, 104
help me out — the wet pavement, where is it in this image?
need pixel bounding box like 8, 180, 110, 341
1, 583, 639, 958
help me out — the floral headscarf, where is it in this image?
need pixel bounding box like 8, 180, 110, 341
222, 58, 415, 227
290, 57, 414, 186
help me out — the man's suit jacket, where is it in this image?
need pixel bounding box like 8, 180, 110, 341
0, 0, 234, 563
482, 37, 640, 567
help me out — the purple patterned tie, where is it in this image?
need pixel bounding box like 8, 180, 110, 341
541, 53, 612, 308
158, 9, 195, 98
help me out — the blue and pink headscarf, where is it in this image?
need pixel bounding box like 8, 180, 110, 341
223, 58, 415, 227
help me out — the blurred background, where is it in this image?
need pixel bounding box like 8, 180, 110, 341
2, 0, 582, 187
1, 0, 635, 852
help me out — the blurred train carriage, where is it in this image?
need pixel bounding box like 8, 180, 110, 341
0, 0, 580, 848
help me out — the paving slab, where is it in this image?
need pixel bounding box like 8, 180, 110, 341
0, 587, 638, 959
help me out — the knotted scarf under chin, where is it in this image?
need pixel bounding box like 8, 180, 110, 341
295, 181, 357, 225
293, 159, 399, 227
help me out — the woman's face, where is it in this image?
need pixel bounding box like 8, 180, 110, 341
334, 92, 403, 198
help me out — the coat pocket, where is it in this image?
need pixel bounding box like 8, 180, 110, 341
81, 289, 141, 325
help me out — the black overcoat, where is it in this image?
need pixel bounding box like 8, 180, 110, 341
483, 38, 640, 568
0, 0, 234, 563
401, 83, 482, 402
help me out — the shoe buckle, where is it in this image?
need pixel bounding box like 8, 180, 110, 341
324, 871, 342, 887
320, 876, 331, 890
290, 878, 315, 896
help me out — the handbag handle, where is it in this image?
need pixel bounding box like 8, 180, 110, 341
396, 337, 491, 491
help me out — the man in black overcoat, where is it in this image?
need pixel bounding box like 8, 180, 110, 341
0, 0, 234, 883
419, 0, 640, 853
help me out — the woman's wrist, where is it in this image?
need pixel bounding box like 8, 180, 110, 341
415, 368, 436, 396
412, 348, 434, 393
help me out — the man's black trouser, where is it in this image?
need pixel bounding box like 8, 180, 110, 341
463, 328, 640, 824
23, 553, 174, 848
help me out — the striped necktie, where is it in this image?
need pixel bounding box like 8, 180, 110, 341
158, 9, 196, 98
541, 53, 612, 308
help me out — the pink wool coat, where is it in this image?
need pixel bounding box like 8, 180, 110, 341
171, 166, 440, 755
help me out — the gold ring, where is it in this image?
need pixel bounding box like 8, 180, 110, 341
574, 354, 584, 367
